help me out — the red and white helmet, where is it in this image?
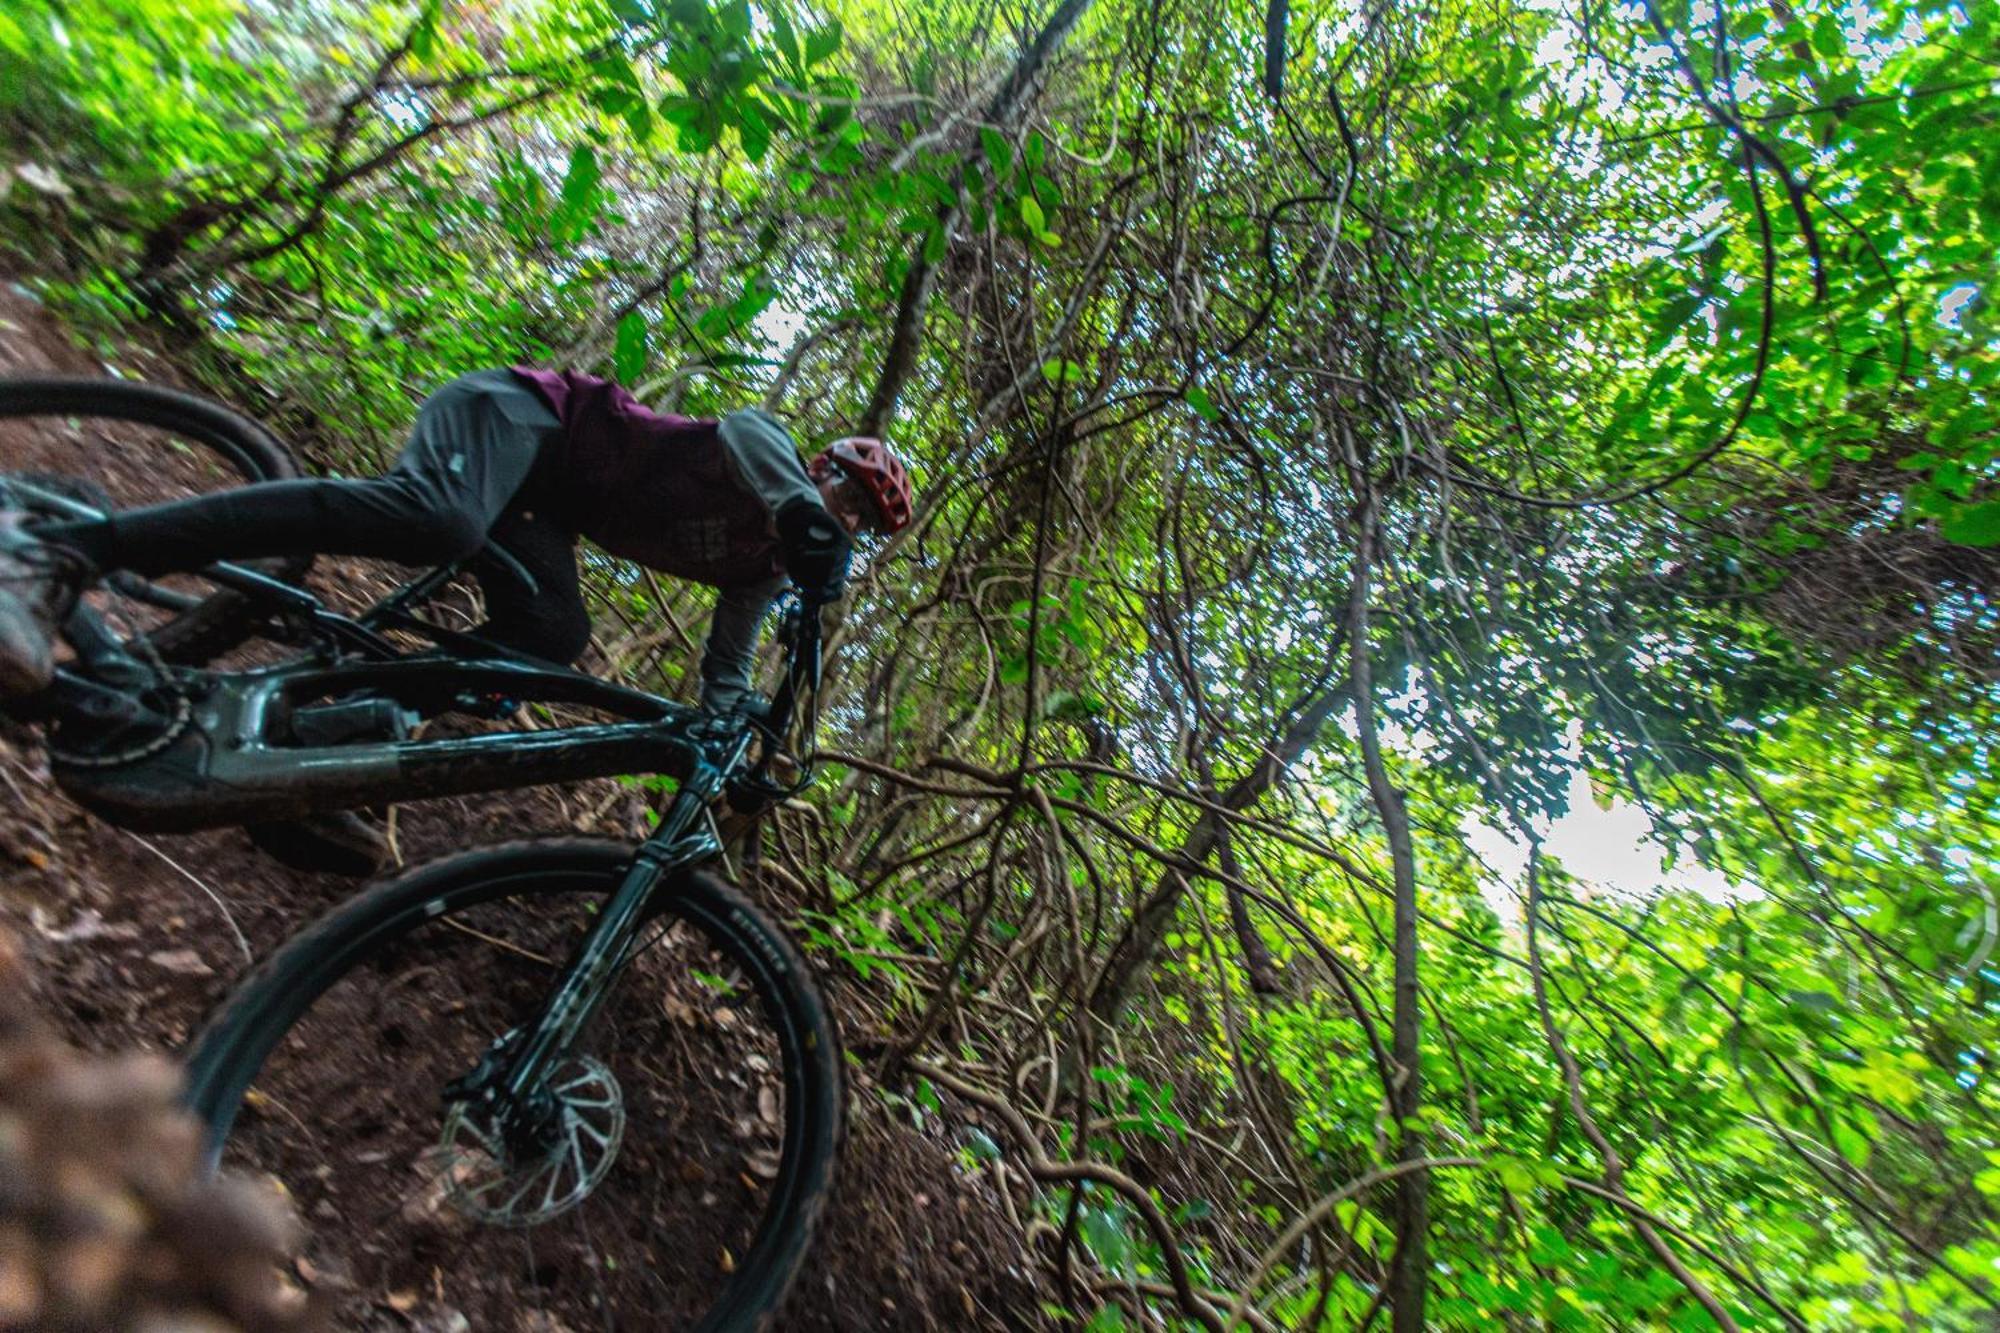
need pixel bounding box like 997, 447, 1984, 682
808, 436, 914, 533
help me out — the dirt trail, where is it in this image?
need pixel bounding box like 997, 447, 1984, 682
0, 281, 1048, 1330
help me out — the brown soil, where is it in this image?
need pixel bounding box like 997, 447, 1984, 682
0, 280, 1050, 1331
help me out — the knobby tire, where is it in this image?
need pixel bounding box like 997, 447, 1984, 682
183, 838, 843, 1333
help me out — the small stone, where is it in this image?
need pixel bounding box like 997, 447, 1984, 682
520, 1314, 577, 1333
130, 1313, 236, 1333
49, 1236, 127, 1311
0, 1235, 39, 1324
13, 164, 71, 197
146, 949, 213, 977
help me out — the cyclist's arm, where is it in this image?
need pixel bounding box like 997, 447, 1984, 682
716, 409, 820, 514
717, 407, 850, 603
699, 576, 784, 714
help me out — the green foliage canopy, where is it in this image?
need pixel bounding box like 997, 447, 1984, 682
2, 0, 1995, 1324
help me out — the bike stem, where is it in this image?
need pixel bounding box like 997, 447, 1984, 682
489, 726, 755, 1115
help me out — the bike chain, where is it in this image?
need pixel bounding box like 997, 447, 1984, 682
48, 608, 196, 770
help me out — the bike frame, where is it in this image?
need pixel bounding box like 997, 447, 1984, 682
45, 546, 817, 829
19, 527, 822, 1134
56, 655, 719, 830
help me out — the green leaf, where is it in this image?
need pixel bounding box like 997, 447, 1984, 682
805, 19, 842, 67
590, 84, 642, 117
1940, 500, 2000, 546
666, 40, 713, 84
550, 144, 604, 242
1041, 357, 1087, 385
922, 222, 947, 264
737, 96, 771, 162
1488, 1153, 1562, 1197
1043, 690, 1106, 721
914, 168, 954, 206
1079, 1204, 1135, 1277
594, 50, 641, 89
558, 145, 601, 212
1648, 293, 1702, 351
980, 127, 1010, 174
702, 351, 776, 370
770, 5, 801, 69
1019, 194, 1045, 232
1187, 386, 1220, 421
1831, 1114, 1875, 1167
408, 0, 442, 61
614, 311, 648, 384
728, 277, 778, 328
1082, 1305, 1129, 1332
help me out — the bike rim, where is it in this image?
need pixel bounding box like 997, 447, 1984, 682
191, 858, 832, 1331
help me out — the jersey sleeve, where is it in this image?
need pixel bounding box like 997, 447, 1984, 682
715, 408, 823, 518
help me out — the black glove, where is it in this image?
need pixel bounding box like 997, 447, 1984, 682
776, 499, 852, 605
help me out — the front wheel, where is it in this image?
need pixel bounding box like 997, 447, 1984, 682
184, 838, 843, 1333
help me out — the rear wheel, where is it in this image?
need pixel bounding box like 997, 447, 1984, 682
184, 838, 843, 1333
0, 376, 305, 663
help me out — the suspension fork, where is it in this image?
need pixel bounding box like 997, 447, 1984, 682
469, 730, 754, 1124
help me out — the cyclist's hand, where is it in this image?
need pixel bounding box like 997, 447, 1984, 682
776, 500, 851, 605
729, 692, 772, 725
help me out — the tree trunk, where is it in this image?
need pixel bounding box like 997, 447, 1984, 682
858, 0, 1099, 435
1085, 677, 1350, 1027
1346, 499, 1429, 1331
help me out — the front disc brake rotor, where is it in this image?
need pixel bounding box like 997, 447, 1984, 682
437, 1054, 626, 1226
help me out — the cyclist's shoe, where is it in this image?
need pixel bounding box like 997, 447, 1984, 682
245, 811, 392, 878
0, 510, 88, 699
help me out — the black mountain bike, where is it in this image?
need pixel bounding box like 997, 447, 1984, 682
0, 378, 842, 1332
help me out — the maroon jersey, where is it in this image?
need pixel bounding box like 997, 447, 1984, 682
510, 367, 794, 589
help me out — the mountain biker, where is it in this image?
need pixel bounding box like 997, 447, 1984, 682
0, 366, 914, 866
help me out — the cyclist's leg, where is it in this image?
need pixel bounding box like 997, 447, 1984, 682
0, 369, 557, 696
30, 370, 558, 575
472, 506, 590, 666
